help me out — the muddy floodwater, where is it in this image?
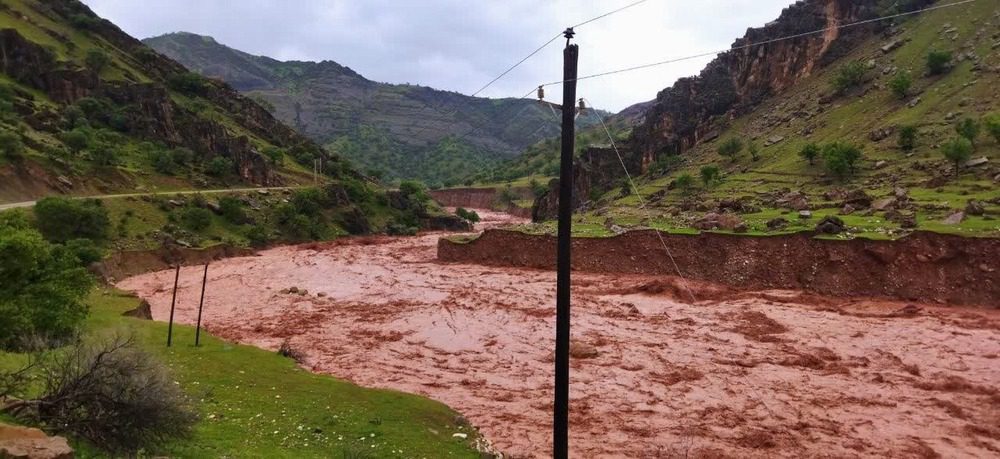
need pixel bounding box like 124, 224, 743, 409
118, 210, 1000, 458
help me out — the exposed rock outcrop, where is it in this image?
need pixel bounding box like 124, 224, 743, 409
532, 146, 640, 221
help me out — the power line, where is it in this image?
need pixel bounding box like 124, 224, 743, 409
537, 0, 976, 88
572, 0, 652, 29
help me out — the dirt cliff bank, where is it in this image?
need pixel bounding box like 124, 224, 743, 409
439, 230, 999, 306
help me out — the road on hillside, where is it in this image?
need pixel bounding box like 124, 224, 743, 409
0, 186, 305, 211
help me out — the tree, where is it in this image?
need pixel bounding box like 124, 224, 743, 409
940, 137, 972, 176
955, 118, 980, 146
898, 125, 918, 152
218, 197, 246, 224
206, 156, 232, 177
150, 150, 175, 175
888, 71, 912, 99
926, 50, 951, 75
0, 224, 93, 349
84, 49, 110, 73
34, 197, 110, 243
455, 207, 480, 223
985, 114, 1000, 144
748, 142, 760, 162
262, 146, 284, 166
60, 129, 90, 154
0, 130, 23, 160
717, 138, 742, 162
89, 144, 118, 166
822, 142, 863, 179
674, 173, 694, 194
799, 142, 820, 165
178, 207, 212, 231
699, 165, 721, 187
832, 61, 866, 93
171, 147, 194, 167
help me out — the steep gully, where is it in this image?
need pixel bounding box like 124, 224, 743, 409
118, 209, 1000, 457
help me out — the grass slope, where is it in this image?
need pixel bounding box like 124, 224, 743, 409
0, 288, 481, 458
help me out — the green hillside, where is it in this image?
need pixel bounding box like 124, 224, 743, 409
521, 0, 999, 239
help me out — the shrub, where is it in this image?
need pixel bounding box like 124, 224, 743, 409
748, 142, 760, 162
0, 225, 93, 349
529, 179, 547, 198
386, 223, 418, 236
497, 185, 517, 207
822, 142, 863, 179
262, 146, 284, 166
60, 129, 90, 154
0, 130, 23, 160
799, 142, 820, 165
926, 50, 951, 75
699, 165, 721, 187
84, 49, 110, 73
717, 138, 742, 161
206, 156, 232, 177
150, 149, 176, 174
178, 207, 212, 231
940, 137, 972, 176
0, 334, 196, 451
167, 72, 210, 95
89, 144, 118, 166
888, 71, 912, 99
898, 125, 918, 151
171, 147, 195, 166
218, 197, 246, 224
61, 238, 102, 265
244, 225, 271, 248
955, 118, 980, 145
455, 207, 480, 223
986, 114, 1000, 144
649, 154, 682, 175
34, 197, 110, 243
674, 173, 694, 193
832, 61, 866, 93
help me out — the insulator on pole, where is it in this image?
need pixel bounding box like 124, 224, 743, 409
537, 85, 545, 101
578, 98, 586, 114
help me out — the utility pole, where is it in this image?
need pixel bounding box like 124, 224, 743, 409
166, 264, 180, 347
554, 26, 577, 459
195, 263, 208, 347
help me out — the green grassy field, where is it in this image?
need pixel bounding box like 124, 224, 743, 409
0, 289, 481, 458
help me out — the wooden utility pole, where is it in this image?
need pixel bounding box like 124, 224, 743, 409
166, 264, 180, 347
195, 263, 209, 347
554, 27, 577, 459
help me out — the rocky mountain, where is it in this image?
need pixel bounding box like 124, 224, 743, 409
529, 0, 999, 239
0, 0, 353, 203
143, 32, 607, 186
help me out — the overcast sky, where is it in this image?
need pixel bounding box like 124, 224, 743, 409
81, 0, 793, 112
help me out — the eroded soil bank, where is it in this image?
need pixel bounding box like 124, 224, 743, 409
118, 212, 1000, 457
440, 229, 1000, 306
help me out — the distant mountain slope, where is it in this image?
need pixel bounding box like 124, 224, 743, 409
144, 32, 606, 186
0, 0, 355, 202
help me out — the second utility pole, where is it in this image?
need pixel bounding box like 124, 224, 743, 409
554, 27, 577, 459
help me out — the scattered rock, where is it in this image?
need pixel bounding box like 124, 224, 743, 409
871, 197, 897, 211
569, 342, 599, 359
874, 160, 887, 169
869, 128, 893, 142
798, 210, 812, 219
764, 135, 784, 147
839, 204, 856, 215
122, 299, 153, 320
907, 96, 921, 108
0, 423, 74, 459
881, 39, 903, 53
168, 199, 185, 207
778, 191, 809, 211
56, 175, 73, 188
287, 286, 299, 294
452, 433, 468, 439
942, 211, 965, 225
734, 222, 749, 233
965, 157, 988, 167
257, 189, 270, 195
965, 200, 985, 216
944, 111, 960, 121
766, 217, 789, 230
815, 216, 845, 234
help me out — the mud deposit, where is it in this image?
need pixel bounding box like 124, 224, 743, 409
119, 211, 1000, 457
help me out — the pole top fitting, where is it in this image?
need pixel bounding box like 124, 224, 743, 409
563, 27, 575, 40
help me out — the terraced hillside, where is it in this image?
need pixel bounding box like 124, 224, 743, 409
144, 32, 608, 186
0, 0, 351, 204
522, 0, 999, 239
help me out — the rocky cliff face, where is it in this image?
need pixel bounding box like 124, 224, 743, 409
630, 0, 933, 166
0, 0, 337, 186
532, 146, 642, 221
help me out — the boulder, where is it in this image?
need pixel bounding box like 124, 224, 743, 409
798, 210, 812, 219
122, 299, 153, 320
871, 197, 897, 211
965, 157, 989, 167
0, 424, 73, 459
839, 204, 856, 215
815, 216, 845, 234
965, 200, 985, 216
840, 189, 872, 209
777, 191, 809, 211
942, 211, 965, 225
766, 217, 789, 230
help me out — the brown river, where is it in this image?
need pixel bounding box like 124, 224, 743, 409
118, 209, 1000, 458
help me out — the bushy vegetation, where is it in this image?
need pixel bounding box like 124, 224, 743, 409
674, 173, 694, 194
34, 197, 110, 243
821, 142, 863, 180
955, 118, 979, 146
84, 49, 110, 73
940, 137, 972, 176
832, 61, 866, 93
218, 197, 246, 224
717, 138, 742, 161
748, 141, 760, 162
178, 207, 212, 231
699, 165, 721, 187
799, 142, 820, 165
888, 71, 912, 99
206, 156, 232, 177
985, 114, 1000, 144
455, 207, 480, 223
926, 50, 952, 75
0, 218, 93, 349
0, 130, 23, 160
898, 125, 918, 151
167, 71, 212, 95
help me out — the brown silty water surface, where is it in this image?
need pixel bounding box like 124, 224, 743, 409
118, 210, 1000, 458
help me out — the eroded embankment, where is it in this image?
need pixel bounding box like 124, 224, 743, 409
439, 229, 1000, 306
96, 244, 253, 281
430, 187, 533, 219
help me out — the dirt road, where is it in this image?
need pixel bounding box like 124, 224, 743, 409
0, 186, 303, 210
118, 210, 1000, 457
